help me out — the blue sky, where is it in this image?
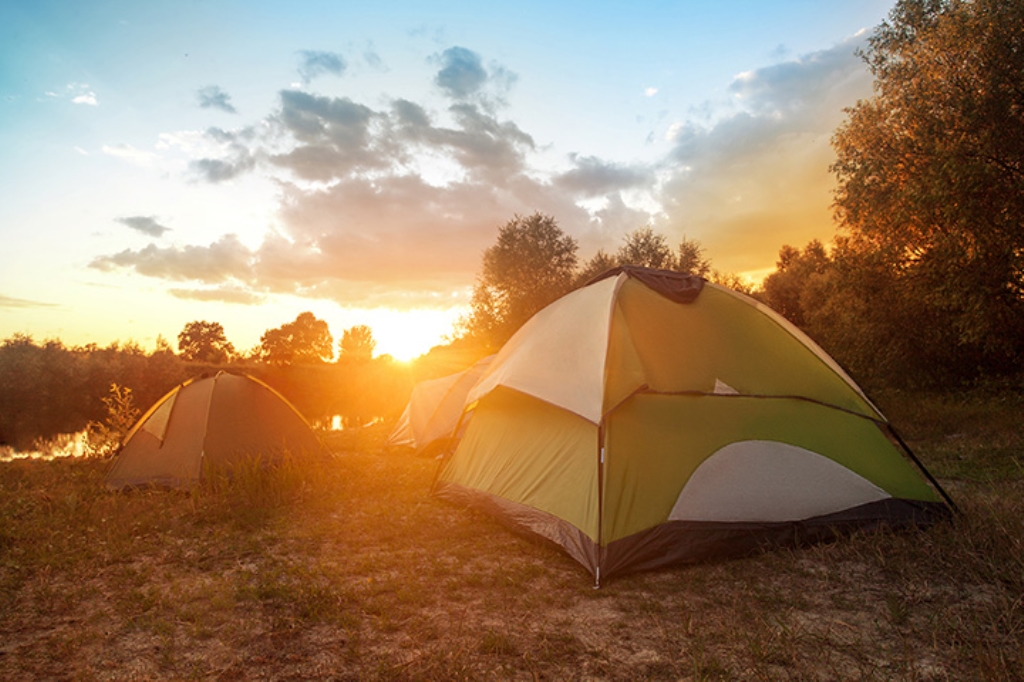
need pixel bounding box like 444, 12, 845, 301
0, 0, 894, 359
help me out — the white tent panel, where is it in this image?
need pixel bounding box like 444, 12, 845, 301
467, 274, 624, 424
669, 440, 891, 523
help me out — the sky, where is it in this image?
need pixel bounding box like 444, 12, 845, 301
0, 0, 895, 361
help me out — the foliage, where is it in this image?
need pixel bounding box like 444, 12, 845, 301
338, 325, 376, 361
707, 270, 757, 296
574, 249, 619, 286
761, 240, 830, 328
616, 226, 675, 270
257, 312, 334, 365
460, 212, 578, 347
0, 336, 188, 450
84, 383, 141, 458
677, 235, 712, 278
831, 0, 1024, 376
177, 320, 235, 364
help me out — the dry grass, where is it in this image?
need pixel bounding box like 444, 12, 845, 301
1, 395, 1023, 681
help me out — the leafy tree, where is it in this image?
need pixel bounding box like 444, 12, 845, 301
831, 0, 1024, 373
177, 320, 235, 364
258, 312, 334, 365
616, 227, 675, 270
574, 249, 619, 287
84, 384, 140, 458
339, 325, 376, 361
677, 235, 712, 278
800, 236, 965, 388
462, 212, 578, 346
708, 271, 757, 296
761, 240, 830, 327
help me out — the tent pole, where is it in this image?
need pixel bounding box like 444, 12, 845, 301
887, 424, 961, 515
595, 422, 605, 589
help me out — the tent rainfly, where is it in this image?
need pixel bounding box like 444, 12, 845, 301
105, 371, 321, 489
434, 266, 954, 584
388, 355, 493, 455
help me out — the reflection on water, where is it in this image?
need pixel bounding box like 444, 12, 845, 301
318, 415, 383, 431
1, 415, 388, 460
0, 431, 91, 461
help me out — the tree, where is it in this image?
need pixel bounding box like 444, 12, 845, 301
574, 249, 619, 287
462, 213, 578, 346
177, 320, 235, 364
831, 0, 1024, 373
258, 312, 334, 365
761, 240, 830, 328
616, 227, 675, 270
339, 325, 376, 361
676, 235, 711, 278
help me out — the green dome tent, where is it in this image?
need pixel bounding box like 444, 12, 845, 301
434, 267, 953, 584
105, 371, 321, 489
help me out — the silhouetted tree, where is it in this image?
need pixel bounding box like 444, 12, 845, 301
574, 249, 618, 287
616, 227, 675, 270
258, 312, 334, 365
677, 235, 711, 278
461, 212, 578, 347
339, 325, 376, 361
177, 320, 234, 364
761, 241, 830, 327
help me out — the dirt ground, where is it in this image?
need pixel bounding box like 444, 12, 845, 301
1, 441, 1021, 681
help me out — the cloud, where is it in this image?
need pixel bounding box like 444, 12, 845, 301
186, 126, 259, 182
0, 293, 58, 309
102, 143, 157, 167
554, 155, 653, 198
169, 285, 266, 305
297, 50, 347, 83
90, 37, 876, 310
655, 36, 873, 274
116, 216, 171, 237
89, 234, 255, 283
72, 92, 98, 106
190, 156, 256, 183
197, 85, 237, 113
434, 47, 488, 99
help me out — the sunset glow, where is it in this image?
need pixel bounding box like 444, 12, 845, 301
1, 1, 895, 352
352, 308, 466, 362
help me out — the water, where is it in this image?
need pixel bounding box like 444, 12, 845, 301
0, 431, 90, 461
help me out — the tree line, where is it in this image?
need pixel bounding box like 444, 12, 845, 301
3, 0, 1021, 450
0, 329, 478, 451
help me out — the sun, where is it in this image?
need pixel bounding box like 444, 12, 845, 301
362, 308, 464, 362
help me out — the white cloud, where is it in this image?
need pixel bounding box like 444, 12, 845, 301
72, 92, 98, 106
101, 143, 157, 167
645, 87, 659, 97
90, 35, 877, 308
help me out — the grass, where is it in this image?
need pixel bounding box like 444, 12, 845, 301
1, 393, 1023, 681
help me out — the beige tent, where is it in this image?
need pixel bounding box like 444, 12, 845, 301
388, 356, 493, 455
105, 371, 321, 489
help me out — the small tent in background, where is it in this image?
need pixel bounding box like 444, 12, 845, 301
434, 266, 954, 584
105, 371, 321, 489
388, 356, 493, 456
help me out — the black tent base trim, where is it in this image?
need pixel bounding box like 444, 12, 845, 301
434, 482, 953, 585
